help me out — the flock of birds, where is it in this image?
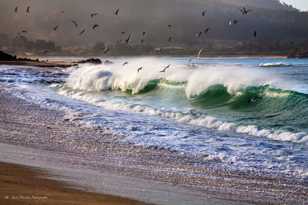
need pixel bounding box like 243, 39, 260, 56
13, 4, 258, 73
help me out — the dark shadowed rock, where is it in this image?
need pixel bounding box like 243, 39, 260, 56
0, 51, 16, 61
77, 58, 102, 64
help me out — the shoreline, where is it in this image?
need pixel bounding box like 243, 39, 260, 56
0, 63, 307, 205
0, 60, 76, 68
0, 162, 149, 205
0, 54, 294, 68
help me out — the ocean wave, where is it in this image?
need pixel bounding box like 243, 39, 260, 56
67, 58, 295, 95
58, 86, 308, 144
60, 58, 308, 144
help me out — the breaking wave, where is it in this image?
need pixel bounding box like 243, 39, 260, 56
59, 58, 308, 144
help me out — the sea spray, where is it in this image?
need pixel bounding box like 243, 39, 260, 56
60, 58, 308, 144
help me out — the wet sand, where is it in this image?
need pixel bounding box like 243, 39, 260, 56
0, 162, 148, 205
0, 63, 307, 205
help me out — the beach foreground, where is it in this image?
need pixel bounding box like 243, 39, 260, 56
0, 162, 148, 205
0, 61, 307, 205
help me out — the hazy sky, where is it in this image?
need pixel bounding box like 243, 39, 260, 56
282, 0, 308, 10
0, 0, 307, 48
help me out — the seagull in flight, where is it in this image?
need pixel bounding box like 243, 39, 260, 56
197, 48, 203, 58
229, 20, 238, 26
202, 9, 206, 16
204, 27, 210, 34
79, 29, 86, 35
160, 65, 171, 73
123, 62, 128, 66
53, 25, 59, 31
196, 31, 202, 38
92, 24, 99, 30
71, 20, 78, 28
137, 67, 143, 72
125, 34, 131, 44
26, 6, 30, 14
103, 47, 110, 54
240, 7, 252, 15
90, 12, 99, 18
114, 8, 120, 15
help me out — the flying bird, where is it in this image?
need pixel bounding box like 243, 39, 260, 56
71, 20, 78, 28
229, 20, 238, 26
142, 31, 146, 36
103, 47, 110, 54
21, 30, 27, 33
204, 27, 210, 34
90, 13, 99, 18
92, 24, 99, 30
26, 6, 30, 13
125, 34, 131, 44
53, 25, 59, 31
79, 29, 86, 35
253, 30, 257, 38
196, 31, 202, 38
137, 67, 143, 72
114, 8, 120, 15
197, 48, 204, 58
121, 31, 126, 35
240, 7, 252, 15
202, 9, 206, 16
123, 62, 128, 66
168, 24, 172, 29
160, 65, 171, 73
14, 6, 18, 13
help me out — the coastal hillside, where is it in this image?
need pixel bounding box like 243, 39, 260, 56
0, 0, 307, 55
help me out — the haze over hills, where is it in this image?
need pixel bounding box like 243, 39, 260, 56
0, 0, 307, 55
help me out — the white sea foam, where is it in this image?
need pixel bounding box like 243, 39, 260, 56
57, 58, 308, 144
185, 66, 289, 97
259, 62, 292, 68
58, 87, 308, 144
66, 58, 295, 98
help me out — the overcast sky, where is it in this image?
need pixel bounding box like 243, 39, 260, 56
282, 0, 308, 10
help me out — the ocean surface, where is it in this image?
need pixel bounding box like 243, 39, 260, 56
1, 56, 308, 179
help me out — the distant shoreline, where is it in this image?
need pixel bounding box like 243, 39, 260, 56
0, 53, 293, 69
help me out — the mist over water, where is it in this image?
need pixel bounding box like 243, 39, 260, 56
1, 0, 308, 48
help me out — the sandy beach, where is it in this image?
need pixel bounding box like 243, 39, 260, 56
0, 162, 149, 205
1, 0, 308, 203
0, 62, 307, 205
